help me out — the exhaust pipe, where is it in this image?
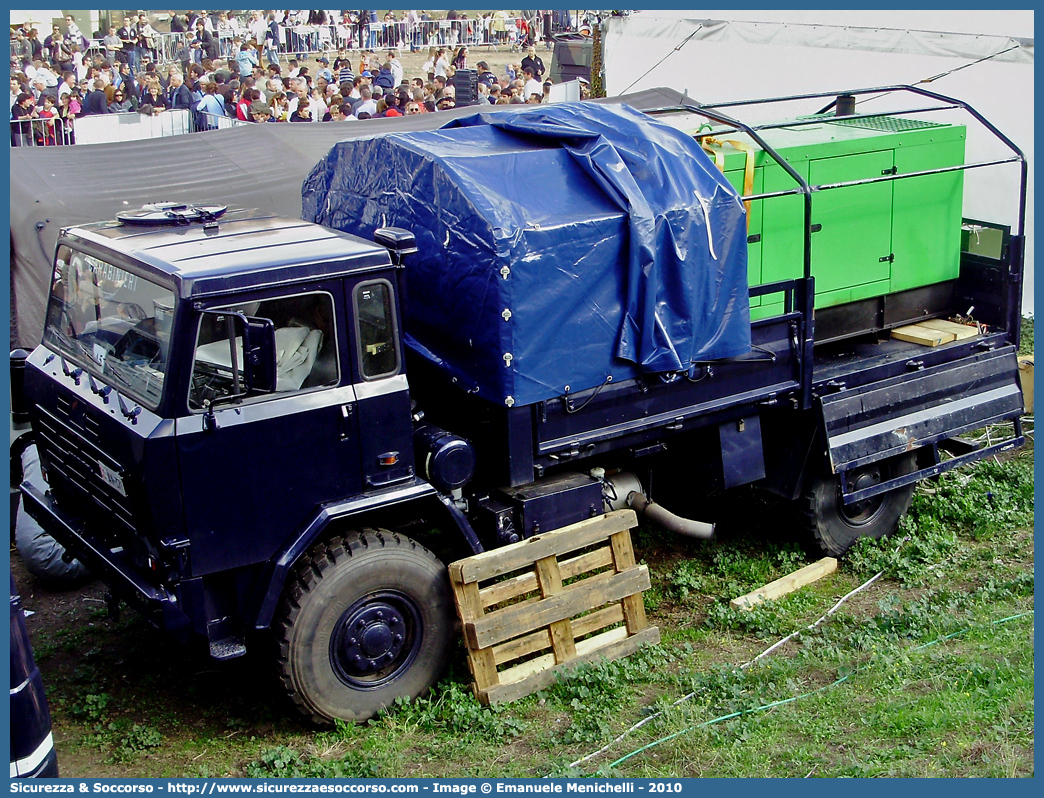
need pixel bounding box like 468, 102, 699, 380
627, 491, 715, 540
596, 470, 715, 540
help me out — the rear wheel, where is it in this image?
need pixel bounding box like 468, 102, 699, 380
276, 529, 455, 725
801, 454, 918, 557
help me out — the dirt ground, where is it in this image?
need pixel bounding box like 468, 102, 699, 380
11, 544, 108, 650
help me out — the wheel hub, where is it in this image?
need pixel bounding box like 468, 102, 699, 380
839, 465, 885, 526
330, 592, 421, 689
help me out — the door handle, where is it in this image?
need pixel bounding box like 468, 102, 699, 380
339, 403, 354, 440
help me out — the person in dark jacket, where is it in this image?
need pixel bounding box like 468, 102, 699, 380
264, 14, 280, 65
373, 63, 395, 90
81, 79, 110, 115
139, 78, 167, 111
192, 20, 220, 63
167, 71, 192, 110
107, 87, 133, 112
117, 61, 138, 101
10, 93, 37, 146
475, 61, 497, 88
520, 46, 545, 80
26, 29, 44, 62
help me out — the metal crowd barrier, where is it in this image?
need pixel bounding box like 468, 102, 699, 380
222, 18, 545, 59
17, 12, 592, 76
74, 109, 193, 143
9, 109, 192, 147
9, 116, 73, 147
8, 109, 253, 148
195, 110, 247, 130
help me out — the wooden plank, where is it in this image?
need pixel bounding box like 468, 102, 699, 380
534, 555, 577, 664
479, 547, 614, 608
454, 510, 637, 583
493, 628, 552, 667
730, 557, 838, 611
891, 323, 953, 347
479, 626, 661, 706
497, 627, 628, 688
918, 318, 979, 340
465, 566, 650, 649
1018, 355, 1033, 413
619, 594, 648, 634
609, 530, 648, 634
453, 578, 501, 690
491, 603, 625, 666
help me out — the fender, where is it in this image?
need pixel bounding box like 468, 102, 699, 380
250, 480, 483, 630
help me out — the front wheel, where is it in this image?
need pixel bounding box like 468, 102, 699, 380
801, 454, 918, 557
275, 529, 456, 725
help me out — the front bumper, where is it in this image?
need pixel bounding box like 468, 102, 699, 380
20, 480, 192, 639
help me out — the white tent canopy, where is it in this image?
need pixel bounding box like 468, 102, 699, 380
8, 10, 63, 29
604, 10, 1034, 313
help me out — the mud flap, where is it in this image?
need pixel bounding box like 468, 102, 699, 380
819, 347, 1024, 503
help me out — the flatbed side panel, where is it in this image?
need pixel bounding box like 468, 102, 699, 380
819, 347, 1023, 472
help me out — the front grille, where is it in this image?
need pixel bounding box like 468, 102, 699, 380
34, 405, 137, 536
828, 115, 947, 133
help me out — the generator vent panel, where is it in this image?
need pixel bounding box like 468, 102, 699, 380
826, 115, 948, 133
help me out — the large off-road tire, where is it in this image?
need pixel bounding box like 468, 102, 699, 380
801, 454, 918, 557
276, 529, 456, 725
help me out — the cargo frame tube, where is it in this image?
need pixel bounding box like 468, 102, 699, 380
673, 100, 817, 410
741, 157, 1021, 204
695, 84, 1027, 238
652, 84, 1027, 354
671, 104, 965, 139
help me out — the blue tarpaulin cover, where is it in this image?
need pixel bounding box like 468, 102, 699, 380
303, 102, 750, 407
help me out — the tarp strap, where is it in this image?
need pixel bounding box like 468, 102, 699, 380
698, 136, 755, 230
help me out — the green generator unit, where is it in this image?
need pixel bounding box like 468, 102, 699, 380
698, 114, 966, 331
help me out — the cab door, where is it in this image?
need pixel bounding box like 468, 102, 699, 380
344, 274, 415, 490
174, 281, 363, 576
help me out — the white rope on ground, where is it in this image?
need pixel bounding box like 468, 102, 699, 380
739, 567, 886, 669
564, 535, 910, 770
740, 534, 909, 670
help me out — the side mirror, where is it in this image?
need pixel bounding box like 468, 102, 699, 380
374, 227, 417, 268
196, 310, 277, 407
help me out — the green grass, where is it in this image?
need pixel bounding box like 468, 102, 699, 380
28, 443, 1033, 778
1019, 314, 1033, 356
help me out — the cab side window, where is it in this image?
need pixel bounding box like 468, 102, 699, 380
354, 281, 400, 380
189, 292, 339, 410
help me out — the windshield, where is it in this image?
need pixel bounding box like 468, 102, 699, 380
43, 245, 175, 409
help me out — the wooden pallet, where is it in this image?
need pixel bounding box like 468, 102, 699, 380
448, 509, 660, 705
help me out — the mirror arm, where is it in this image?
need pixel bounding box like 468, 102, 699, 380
227, 314, 243, 396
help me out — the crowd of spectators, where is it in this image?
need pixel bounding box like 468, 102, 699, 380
10, 10, 590, 145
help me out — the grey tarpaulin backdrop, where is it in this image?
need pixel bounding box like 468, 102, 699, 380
8, 88, 687, 350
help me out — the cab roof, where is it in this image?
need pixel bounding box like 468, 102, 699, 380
62, 208, 393, 299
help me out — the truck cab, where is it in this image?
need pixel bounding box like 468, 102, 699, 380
20, 206, 442, 664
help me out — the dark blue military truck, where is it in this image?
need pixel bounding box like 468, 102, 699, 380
16, 93, 1027, 724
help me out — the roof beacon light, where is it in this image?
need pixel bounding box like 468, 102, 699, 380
116, 202, 228, 227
